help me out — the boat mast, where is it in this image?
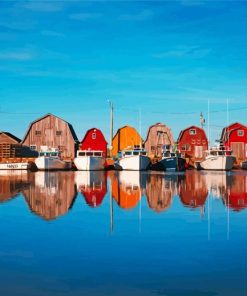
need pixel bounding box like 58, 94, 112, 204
227, 98, 229, 150
207, 99, 210, 149
139, 108, 142, 148
108, 100, 114, 157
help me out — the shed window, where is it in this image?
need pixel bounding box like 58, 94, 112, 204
238, 130, 244, 137
30, 145, 37, 151
92, 133, 96, 139
151, 146, 155, 151
181, 145, 187, 151
35, 130, 41, 136
189, 129, 196, 135
56, 131, 62, 136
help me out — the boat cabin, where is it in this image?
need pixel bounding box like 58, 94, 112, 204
206, 149, 232, 157
77, 150, 103, 157
121, 149, 147, 157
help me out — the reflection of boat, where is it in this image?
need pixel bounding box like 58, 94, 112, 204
111, 171, 143, 209
145, 173, 176, 212
35, 146, 71, 170
115, 148, 150, 171
75, 171, 107, 207
0, 162, 31, 170
150, 145, 186, 172
0, 171, 30, 203
178, 171, 208, 210
22, 171, 77, 220
196, 149, 235, 171
74, 150, 105, 171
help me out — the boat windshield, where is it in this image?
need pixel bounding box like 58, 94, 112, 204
78, 151, 103, 157
40, 152, 58, 157
94, 152, 102, 157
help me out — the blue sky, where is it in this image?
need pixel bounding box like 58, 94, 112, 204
0, 0, 247, 144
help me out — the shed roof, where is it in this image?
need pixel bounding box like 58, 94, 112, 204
177, 125, 207, 142
0, 131, 21, 143
81, 127, 108, 144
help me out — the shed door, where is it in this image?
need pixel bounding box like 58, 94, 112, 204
231, 142, 244, 161
194, 146, 203, 159
45, 129, 53, 147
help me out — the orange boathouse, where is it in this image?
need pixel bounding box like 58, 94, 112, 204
144, 122, 175, 158
177, 125, 208, 166
112, 126, 142, 158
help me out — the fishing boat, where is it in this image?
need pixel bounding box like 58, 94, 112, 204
74, 150, 105, 171
195, 148, 235, 171
115, 148, 150, 171
0, 162, 31, 170
35, 146, 71, 170
150, 145, 186, 172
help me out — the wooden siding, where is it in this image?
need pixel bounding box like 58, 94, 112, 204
0, 132, 21, 144
144, 123, 175, 158
22, 172, 77, 220
22, 114, 78, 159
177, 125, 208, 165
112, 126, 142, 158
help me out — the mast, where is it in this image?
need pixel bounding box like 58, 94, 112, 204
207, 99, 210, 149
108, 100, 114, 157
138, 108, 142, 148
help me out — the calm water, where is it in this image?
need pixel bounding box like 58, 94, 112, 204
1, 170, 247, 296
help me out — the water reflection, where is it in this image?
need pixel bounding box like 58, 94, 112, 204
22, 172, 77, 220
75, 171, 107, 207
2, 170, 247, 218
145, 174, 177, 213
0, 170, 30, 203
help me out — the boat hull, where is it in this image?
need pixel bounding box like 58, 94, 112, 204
74, 156, 105, 171
0, 162, 31, 170
35, 157, 71, 170
150, 157, 186, 172
197, 156, 235, 171
117, 155, 150, 171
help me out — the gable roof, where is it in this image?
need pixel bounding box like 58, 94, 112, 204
0, 131, 21, 143
112, 125, 141, 141
22, 113, 79, 143
81, 127, 108, 144
177, 125, 207, 142
144, 122, 174, 144
220, 122, 247, 142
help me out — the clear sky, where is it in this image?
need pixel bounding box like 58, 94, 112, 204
0, 0, 247, 144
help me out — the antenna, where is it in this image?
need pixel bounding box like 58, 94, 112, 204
200, 112, 205, 129
107, 100, 114, 157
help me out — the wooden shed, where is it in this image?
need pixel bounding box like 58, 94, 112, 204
177, 125, 208, 165
112, 125, 142, 158
0, 132, 21, 144
144, 122, 175, 158
22, 113, 79, 160
220, 122, 247, 164
80, 128, 107, 157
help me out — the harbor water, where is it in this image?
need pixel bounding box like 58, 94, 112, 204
1, 170, 247, 296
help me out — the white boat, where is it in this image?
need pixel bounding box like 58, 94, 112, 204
74, 150, 105, 171
115, 148, 150, 171
0, 162, 31, 170
196, 149, 235, 171
35, 147, 71, 170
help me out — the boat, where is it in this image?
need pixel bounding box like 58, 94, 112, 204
115, 148, 150, 171
241, 160, 247, 170
73, 150, 105, 171
0, 162, 31, 170
195, 148, 236, 171
35, 146, 71, 170
150, 145, 186, 171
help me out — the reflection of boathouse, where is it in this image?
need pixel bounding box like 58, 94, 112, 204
75, 171, 107, 207
223, 174, 247, 211
144, 123, 174, 158
112, 126, 142, 158
111, 171, 142, 209
178, 172, 208, 210
0, 171, 29, 203
22, 172, 77, 220
145, 174, 175, 213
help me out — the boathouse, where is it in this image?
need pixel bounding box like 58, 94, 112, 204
80, 128, 107, 157
112, 125, 142, 158
144, 123, 175, 158
177, 125, 208, 164
0, 132, 21, 144
22, 113, 79, 159
220, 122, 247, 164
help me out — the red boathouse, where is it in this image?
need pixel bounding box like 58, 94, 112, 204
80, 128, 107, 157
220, 122, 247, 164
177, 125, 208, 165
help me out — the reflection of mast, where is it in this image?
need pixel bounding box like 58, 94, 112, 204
227, 172, 230, 240
139, 173, 142, 233
109, 176, 114, 234
207, 180, 211, 241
